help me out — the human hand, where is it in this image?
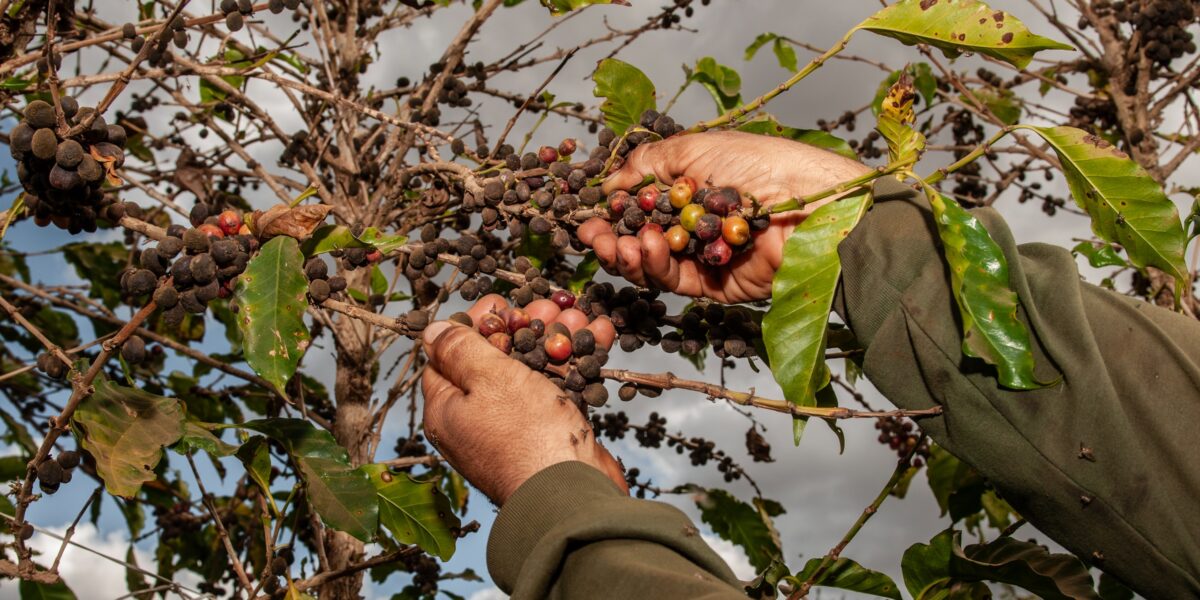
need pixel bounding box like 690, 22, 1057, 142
420, 295, 625, 505
578, 131, 870, 303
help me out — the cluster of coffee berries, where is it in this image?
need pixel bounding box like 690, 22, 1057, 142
455, 298, 612, 407
608, 178, 767, 266
12, 98, 126, 233
593, 411, 752, 484
154, 501, 204, 541
220, 0, 299, 31
34, 351, 69, 379
303, 257, 348, 305
36, 450, 81, 495
667, 302, 763, 360
121, 206, 254, 325
1112, 0, 1196, 66
874, 416, 930, 467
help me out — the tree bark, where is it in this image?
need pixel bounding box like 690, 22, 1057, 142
321, 314, 376, 600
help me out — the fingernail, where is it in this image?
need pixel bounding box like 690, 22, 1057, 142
423, 321, 451, 345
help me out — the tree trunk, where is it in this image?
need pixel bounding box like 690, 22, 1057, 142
321, 323, 376, 599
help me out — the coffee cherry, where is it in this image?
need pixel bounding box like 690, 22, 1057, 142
153, 285, 178, 309
19, 523, 33, 540
694, 213, 723, 242
722, 215, 751, 246
124, 269, 158, 296
477, 312, 506, 337
217, 210, 241, 236
702, 238, 733, 266
618, 383, 637, 401
637, 186, 660, 212
308, 279, 331, 303
679, 204, 705, 232
665, 224, 690, 252
120, 335, 146, 364
544, 332, 572, 363
196, 223, 225, 239
504, 308, 531, 333
37, 459, 63, 486
703, 187, 741, 216
668, 180, 694, 209
582, 383, 609, 407
538, 145, 558, 164
550, 289, 575, 309
56, 140, 84, 168
366, 249, 383, 263
31, 128, 57, 160
57, 450, 80, 469
558, 138, 577, 156
607, 190, 632, 216
487, 332, 513, 353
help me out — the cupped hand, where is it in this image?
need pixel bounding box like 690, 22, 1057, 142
578, 131, 870, 303
420, 294, 624, 505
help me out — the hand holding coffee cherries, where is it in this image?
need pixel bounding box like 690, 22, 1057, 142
420, 295, 625, 505
579, 131, 870, 303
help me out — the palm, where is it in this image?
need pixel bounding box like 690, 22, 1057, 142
589, 131, 870, 303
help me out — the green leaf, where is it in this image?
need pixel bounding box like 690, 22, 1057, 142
960, 88, 1022, 125
0, 410, 37, 455
174, 421, 239, 457
952, 533, 1099, 599
0, 76, 32, 90
0, 455, 26, 481
1070, 241, 1126, 268
925, 445, 985, 519
922, 187, 1042, 389
539, 0, 619, 16
72, 376, 185, 497
235, 236, 311, 395
357, 227, 408, 254
744, 33, 778, 61
689, 57, 742, 114
1022, 125, 1188, 296
857, 0, 1073, 70
61, 241, 129, 309
764, 192, 870, 444
362, 464, 460, 560
244, 419, 378, 542
902, 529, 957, 598
737, 116, 857, 160
788, 557, 903, 599
19, 580, 76, 600
236, 435, 275, 503
913, 63, 938, 107
125, 545, 150, 600
693, 487, 782, 572
773, 38, 798, 72
370, 265, 388, 296
592, 58, 656, 136
568, 252, 600, 293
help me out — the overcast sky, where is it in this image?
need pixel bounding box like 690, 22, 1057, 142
2, 0, 1195, 598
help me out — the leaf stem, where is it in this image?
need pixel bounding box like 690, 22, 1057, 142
922, 126, 1014, 186
789, 436, 925, 599
687, 29, 856, 133
767, 165, 901, 215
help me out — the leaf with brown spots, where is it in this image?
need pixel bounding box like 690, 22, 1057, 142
72, 375, 185, 498
763, 191, 870, 444
249, 203, 333, 240
1022, 125, 1188, 301
857, 0, 1073, 70
234, 236, 310, 395
245, 419, 378, 542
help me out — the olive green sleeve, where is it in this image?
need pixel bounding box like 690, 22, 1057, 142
834, 179, 1200, 599
486, 461, 745, 599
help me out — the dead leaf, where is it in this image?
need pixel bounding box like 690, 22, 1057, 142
250, 203, 333, 239
173, 148, 210, 202
89, 143, 125, 186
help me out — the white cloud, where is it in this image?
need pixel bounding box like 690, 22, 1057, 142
701, 534, 755, 581
0, 523, 203, 600
467, 587, 508, 600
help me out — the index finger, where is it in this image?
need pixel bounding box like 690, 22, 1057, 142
601, 138, 681, 194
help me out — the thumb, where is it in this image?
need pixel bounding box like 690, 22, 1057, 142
422, 321, 510, 392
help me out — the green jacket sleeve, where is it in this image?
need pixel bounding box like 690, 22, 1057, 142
834, 179, 1200, 599
487, 461, 745, 599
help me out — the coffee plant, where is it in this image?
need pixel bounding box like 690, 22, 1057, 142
0, 0, 1195, 598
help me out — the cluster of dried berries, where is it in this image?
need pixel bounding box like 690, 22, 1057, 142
12, 98, 126, 233
35, 449, 81, 495
121, 205, 255, 326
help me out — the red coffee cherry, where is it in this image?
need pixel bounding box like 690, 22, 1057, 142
544, 332, 573, 363
551, 289, 576, 309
